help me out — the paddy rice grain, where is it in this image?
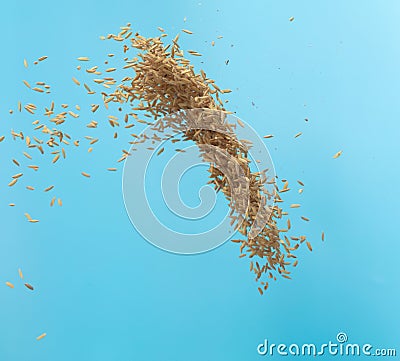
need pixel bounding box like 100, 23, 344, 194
36, 333, 46, 341
24, 283, 34, 291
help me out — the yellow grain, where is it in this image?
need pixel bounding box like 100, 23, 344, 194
72, 77, 80, 86
8, 179, 18, 187
333, 150, 343, 159
36, 333, 46, 341
52, 154, 60, 163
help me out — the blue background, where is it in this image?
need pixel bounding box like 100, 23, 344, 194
0, 0, 399, 360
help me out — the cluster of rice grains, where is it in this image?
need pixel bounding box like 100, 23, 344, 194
1, 24, 316, 295
102, 25, 314, 294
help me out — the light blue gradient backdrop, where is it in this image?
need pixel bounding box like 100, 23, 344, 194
0, 1, 399, 360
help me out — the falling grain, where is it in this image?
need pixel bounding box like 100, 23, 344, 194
24, 283, 34, 291
333, 150, 343, 159
5, 282, 14, 289
72, 77, 81, 86
36, 333, 46, 341
8, 179, 18, 187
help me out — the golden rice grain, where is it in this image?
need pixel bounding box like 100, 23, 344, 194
18, 268, 23, 279
8, 179, 18, 187
38, 56, 48, 62
44, 185, 54, 192
26, 186, 35, 191
77, 57, 90, 61
263, 134, 274, 139
157, 147, 164, 156
301, 216, 310, 221
107, 168, 117, 171
290, 204, 301, 208
72, 77, 80, 86
81, 172, 90, 178
9, 203, 16, 207
57, 198, 62, 206
321, 232, 325, 241
333, 150, 343, 159
182, 29, 193, 34
5, 282, 14, 289
24, 59, 28, 68
23, 80, 31, 88
306, 241, 313, 251
52, 154, 60, 163
50, 197, 56, 207
24, 213, 32, 220
36, 333, 46, 341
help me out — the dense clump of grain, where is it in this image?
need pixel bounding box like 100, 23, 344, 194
99, 25, 309, 291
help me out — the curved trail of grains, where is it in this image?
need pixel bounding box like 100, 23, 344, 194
1, 24, 316, 296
